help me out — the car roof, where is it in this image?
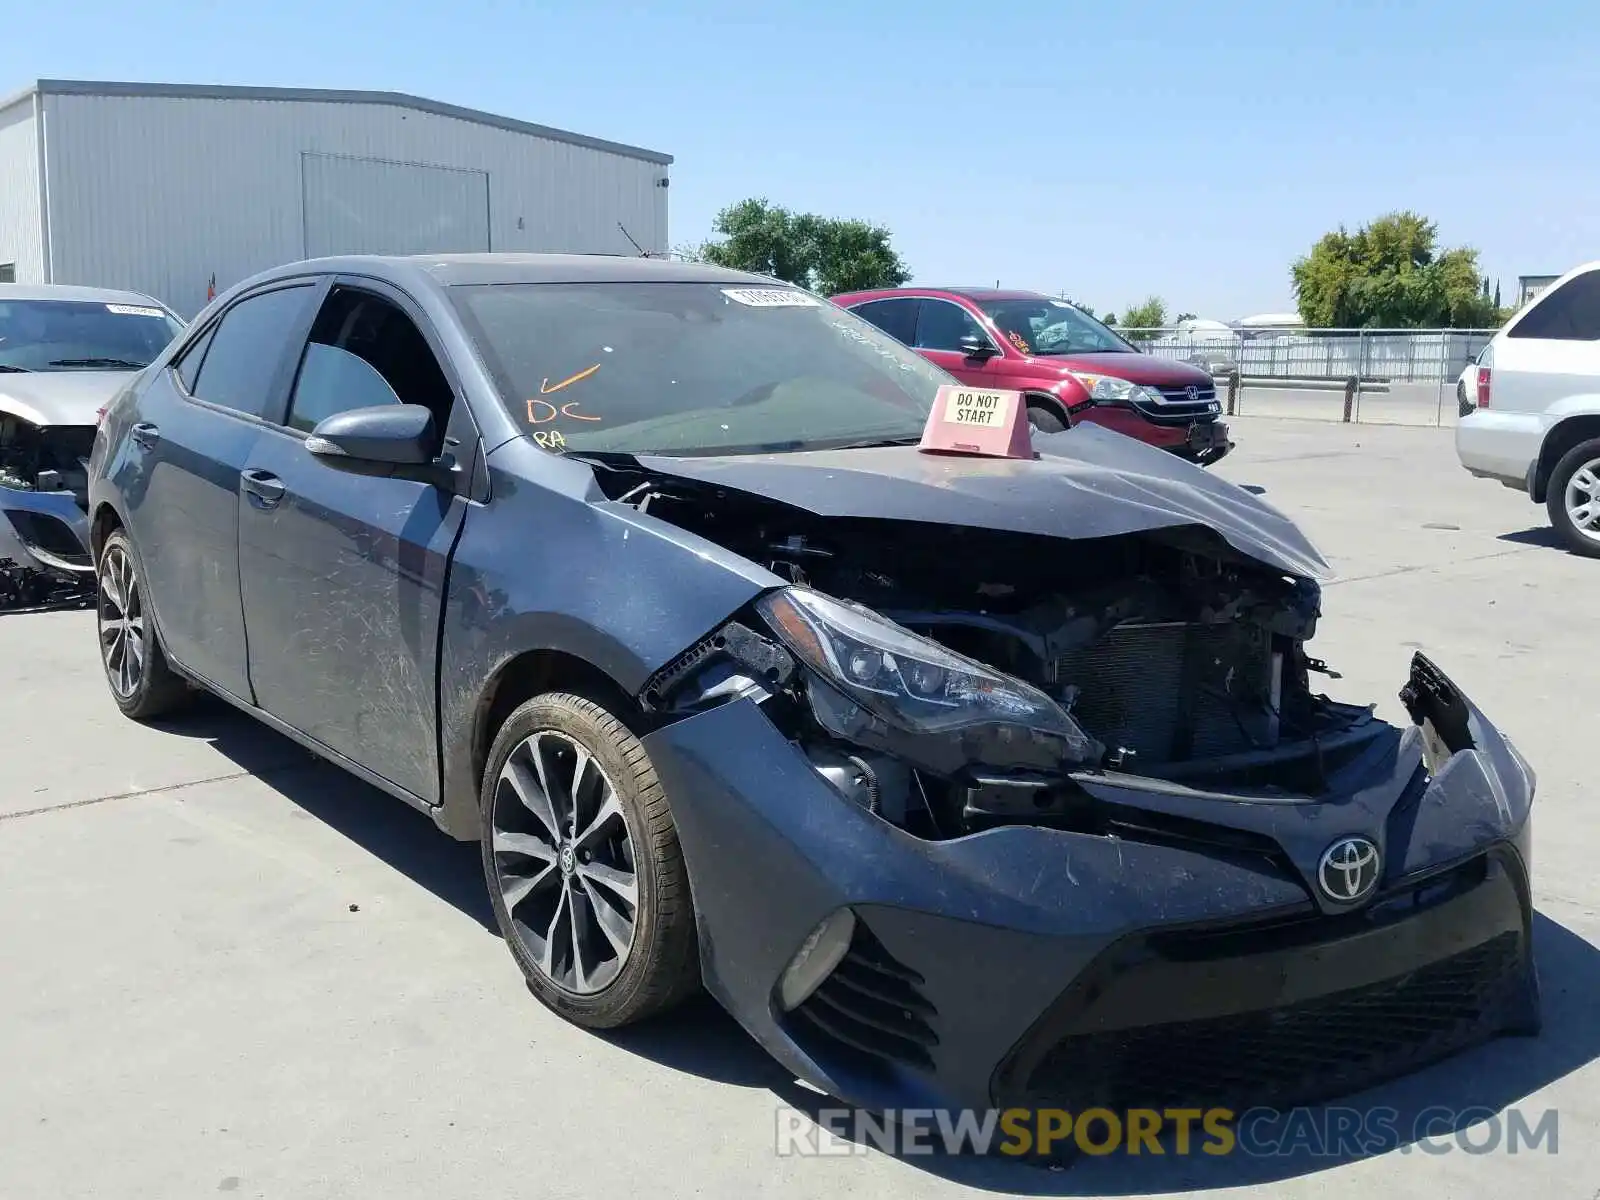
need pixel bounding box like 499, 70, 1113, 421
248, 252, 781, 290
833, 286, 1054, 304
0, 282, 173, 309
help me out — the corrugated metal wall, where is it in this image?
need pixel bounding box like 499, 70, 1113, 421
41, 91, 669, 316
0, 98, 44, 282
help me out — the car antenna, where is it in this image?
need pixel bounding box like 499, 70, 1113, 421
618, 222, 650, 257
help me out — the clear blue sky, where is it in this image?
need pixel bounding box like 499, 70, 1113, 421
7, 0, 1597, 319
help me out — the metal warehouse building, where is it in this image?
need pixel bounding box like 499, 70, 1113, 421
0, 79, 672, 316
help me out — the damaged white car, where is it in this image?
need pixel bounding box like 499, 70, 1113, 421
0, 284, 184, 607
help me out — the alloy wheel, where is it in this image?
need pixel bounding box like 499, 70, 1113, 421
1564, 457, 1600, 545
98, 544, 145, 698
491, 730, 639, 994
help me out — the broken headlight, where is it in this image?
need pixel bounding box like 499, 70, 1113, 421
758, 586, 1097, 762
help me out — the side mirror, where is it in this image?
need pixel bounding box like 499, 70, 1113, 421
306, 404, 438, 477
959, 333, 999, 360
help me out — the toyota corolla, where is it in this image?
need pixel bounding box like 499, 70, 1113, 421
88, 253, 1539, 1119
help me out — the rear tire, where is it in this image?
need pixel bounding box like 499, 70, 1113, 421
480, 691, 700, 1029
97, 529, 191, 720
1545, 438, 1600, 559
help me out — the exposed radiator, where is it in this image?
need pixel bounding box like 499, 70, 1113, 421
1053, 621, 1280, 764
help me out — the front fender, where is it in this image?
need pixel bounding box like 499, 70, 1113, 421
435, 446, 783, 834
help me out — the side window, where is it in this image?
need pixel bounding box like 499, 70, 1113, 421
850, 298, 917, 345
1509, 271, 1600, 341
172, 324, 216, 394
286, 287, 454, 436
191, 285, 316, 417
915, 300, 989, 352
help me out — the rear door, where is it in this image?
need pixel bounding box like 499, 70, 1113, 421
236, 278, 475, 804
1494, 268, 1600, 414
847, 297, 918, 347
119, 280, 322, 699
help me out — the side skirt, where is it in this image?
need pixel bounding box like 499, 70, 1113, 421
168, 658, 446, 829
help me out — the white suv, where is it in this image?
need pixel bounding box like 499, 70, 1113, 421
1456, 260, 1600, 556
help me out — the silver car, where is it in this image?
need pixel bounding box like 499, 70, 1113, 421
0, 283, 185, 605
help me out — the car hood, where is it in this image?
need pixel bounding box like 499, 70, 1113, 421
636, 422, 1331, 580
0, 370, 134, 427
1029, 351, 1216, 387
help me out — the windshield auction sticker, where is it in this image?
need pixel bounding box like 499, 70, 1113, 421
721, 288, 819, 307
105, 304, 167, 319
919, 385, 1033, 458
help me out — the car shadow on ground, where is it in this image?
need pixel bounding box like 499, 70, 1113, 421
151, 697, 495, 931
162, 702, 1600, 1194
1497, 526, 1566, 551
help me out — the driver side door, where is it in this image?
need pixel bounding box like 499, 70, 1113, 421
912, 298, 1006, 386
236, 278, 476, 805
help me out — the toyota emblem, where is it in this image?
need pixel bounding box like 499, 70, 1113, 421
1185, 385, 1200, 400
1317, 837, 1381, 903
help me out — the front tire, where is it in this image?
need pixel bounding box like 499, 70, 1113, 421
480, 692, 699, 1028
1027, 403, 1068, 434
97, 529, 191, 720
1546, 438, 1600, 559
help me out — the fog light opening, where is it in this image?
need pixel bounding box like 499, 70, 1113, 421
777, 908, 856, 1012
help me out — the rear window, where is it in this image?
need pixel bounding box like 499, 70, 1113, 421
449, 281, 951, 456
1508, 270, 1600, 341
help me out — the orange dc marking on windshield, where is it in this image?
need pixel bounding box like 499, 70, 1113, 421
539, 363, 601, 394
526, 398, 602, 424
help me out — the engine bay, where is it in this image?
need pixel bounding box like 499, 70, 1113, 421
605, 463, 1383, 839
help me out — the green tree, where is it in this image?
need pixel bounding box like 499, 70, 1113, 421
692, 198, 910, 295
1291, 211, 1499, 328
1118, 296, 1168, 331
1175, 311, 1198, 323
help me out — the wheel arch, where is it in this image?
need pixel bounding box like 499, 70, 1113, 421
89, 501, 124, 561
1534, 415, 1600, 503
444, 646, 642, 840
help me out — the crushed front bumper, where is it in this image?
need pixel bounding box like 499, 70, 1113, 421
0, 485, 94, 608
641, 653, 1537, 1114
1178, 419, 1233, 466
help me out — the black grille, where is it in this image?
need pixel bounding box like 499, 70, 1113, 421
1132, 386, 1217, 426
1054, 621, 1277, 763
790, 920, 939, 1072
1002, 932, 1522, 1112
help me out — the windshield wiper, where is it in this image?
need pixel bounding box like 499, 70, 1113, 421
48, 357, 147, 369
0, 364, 32, 373
827, 435, 923, 450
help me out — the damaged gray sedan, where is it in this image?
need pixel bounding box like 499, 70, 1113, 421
89, 254, 1539, 1119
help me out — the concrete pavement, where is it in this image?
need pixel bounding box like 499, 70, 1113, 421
1, 416, 1595, 1199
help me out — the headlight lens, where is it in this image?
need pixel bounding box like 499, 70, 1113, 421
1070, 373, 1167, 406
757, 586, 1097, 759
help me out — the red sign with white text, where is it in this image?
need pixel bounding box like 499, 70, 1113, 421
918, 385, 1034, 459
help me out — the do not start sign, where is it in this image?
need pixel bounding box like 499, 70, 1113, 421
918, 385, 1035, 459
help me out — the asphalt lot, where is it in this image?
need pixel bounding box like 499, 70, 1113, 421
2, 415, 1596, 1199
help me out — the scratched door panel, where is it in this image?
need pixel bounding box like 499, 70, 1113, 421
236, 425, 466, 804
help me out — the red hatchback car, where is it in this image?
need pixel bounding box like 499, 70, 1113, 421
832, 286, 1232, 465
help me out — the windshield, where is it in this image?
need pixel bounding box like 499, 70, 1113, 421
978, 297, 1134, 356
450, 282, 954, 456
0, 298, 184, 372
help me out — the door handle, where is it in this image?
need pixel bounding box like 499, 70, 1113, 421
130, 422, 160, 449
240, 468, 286, 508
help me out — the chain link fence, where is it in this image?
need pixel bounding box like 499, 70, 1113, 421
1117, 327, 1499, 427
